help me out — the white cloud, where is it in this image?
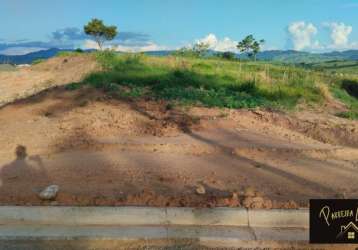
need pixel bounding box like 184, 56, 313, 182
197, 33, 218, 47
83, 39, 167, 52
82, 40, 100, 50
196, 33, 238, 52
115, 42, 167, 52
287, 21, 318, 50
323, 22, 354, 49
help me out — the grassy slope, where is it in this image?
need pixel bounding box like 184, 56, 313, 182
65, 52, 357, 119
304, 60, 358, 75
331, 78, 358, 119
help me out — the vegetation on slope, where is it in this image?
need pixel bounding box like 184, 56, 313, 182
301, 60, 358, 75
63, 51, 357, 118
82, 52, 325, 108
331, 79, 358, 120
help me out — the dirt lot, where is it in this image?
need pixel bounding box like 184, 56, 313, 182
0, 55, 97, 107
0, 57, 357, 208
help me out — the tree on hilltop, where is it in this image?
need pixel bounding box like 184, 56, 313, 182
84, 18, 118, 50
193, 42, 210, 57
237, 35, 265, 61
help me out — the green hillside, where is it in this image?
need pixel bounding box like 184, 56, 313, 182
302, 60, 358, 75
255, 50, 358, 64
63, 51, 358, 119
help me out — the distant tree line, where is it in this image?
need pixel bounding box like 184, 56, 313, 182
173, 34, 265, 61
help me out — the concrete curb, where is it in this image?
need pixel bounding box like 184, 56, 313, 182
166, 207, 249, 226
0, 225, 307, 241
248, 209, 309, 228
1, 225, 354, 249
0, 206, 309, 228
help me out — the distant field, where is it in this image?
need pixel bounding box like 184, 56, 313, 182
304, 60, 358, 75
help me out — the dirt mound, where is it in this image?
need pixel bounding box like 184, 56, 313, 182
32, 55, 98, 83
238, 109, 358, 148
0, 54, 97, 108
0, 85, 357, 208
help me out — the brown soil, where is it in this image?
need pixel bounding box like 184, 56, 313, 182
0, 86, 357, 208
0, 57, 357, 208
0, 55, 97, 107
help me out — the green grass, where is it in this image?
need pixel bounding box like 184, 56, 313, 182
56, 50, 84, 57
331, 79, 358, 120
336, 111, 358, 120
305, 60, 358, 75
65, 82, 83, 91
32, 59, 45, 65
66, 51, 358, 114
78, 52, 323, 108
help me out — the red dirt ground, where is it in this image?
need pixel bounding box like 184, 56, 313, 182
0, 85, 357, 208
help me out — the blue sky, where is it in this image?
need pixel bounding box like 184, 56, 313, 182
1, 0, 358, 54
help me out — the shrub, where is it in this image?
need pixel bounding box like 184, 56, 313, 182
57, 51, 83, 57
341, 79, 358, 98
65, 82, 82, 90
95, 51, 118, 70
75, 48, 84, 53
336, 111, 358, 120
220, 52, 236, 60
172, 47, 198, 58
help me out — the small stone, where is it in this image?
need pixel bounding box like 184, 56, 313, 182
39, 185, 59, 200
225, 192, 240, 207
252, 196, 264, 203
251, 196, 265, 208
263, 199, 273, 209
243, 197, 253, 208
243, 196, 265, 209
195, 184, 206, 195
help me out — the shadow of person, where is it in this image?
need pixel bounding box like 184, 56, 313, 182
15, 145, 27, 160
0, 145, 50, 204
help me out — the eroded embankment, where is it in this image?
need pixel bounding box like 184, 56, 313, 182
0, 85, 357, 208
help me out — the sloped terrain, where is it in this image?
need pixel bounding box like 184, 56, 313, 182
0, 85, 357, 208
0, 55, 97, 107
0, 55, 357, 208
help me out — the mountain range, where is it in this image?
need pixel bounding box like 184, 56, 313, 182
1, 48, 358, 65
254, 50, 358, 63
0, 48, 66, 65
